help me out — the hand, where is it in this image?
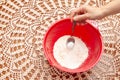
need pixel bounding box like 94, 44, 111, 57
70, 5, 105, 22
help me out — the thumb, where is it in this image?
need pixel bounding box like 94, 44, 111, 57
73, 14, 89, 22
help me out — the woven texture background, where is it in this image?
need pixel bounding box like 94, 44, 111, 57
0, 0, 120, 80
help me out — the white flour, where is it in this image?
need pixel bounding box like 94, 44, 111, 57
53, 35, 88, 69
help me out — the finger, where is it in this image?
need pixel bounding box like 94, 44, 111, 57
70, 7, 84, 16
70, 9, 79, 22
70, 6, 86, 22
70, 11, 76, 21
73, 14, 89, 22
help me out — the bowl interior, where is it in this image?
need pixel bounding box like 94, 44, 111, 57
43, 18, 103, 73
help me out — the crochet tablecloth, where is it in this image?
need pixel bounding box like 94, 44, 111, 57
0, 0, 120, 80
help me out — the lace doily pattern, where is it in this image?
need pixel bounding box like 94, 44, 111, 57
0, 0, 120, 80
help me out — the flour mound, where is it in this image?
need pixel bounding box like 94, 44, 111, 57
53, 35, 89, 69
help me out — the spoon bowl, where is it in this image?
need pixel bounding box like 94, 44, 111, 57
66, 21, 76, 49
66, 36, 75, 49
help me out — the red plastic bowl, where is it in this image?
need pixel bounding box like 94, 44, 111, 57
43, 18, 103, 73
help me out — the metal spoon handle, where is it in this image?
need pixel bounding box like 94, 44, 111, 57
71, 21, 76, 36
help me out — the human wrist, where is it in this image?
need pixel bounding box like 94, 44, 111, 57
100, 6, 110, 18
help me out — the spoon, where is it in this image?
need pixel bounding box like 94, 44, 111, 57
66, 21, 76, 49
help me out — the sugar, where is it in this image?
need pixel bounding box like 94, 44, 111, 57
53, 35, 88, 69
